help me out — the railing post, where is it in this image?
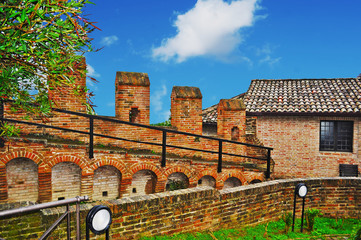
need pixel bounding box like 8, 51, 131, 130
266, 149, 271, 179
76, 199, 81, 240
161, 131, 166, 167
89, 116, 94, 159
218, 140, 222, 173
66, 204, 71, 240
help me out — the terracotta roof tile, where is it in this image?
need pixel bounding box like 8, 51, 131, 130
202, 78, 361, 123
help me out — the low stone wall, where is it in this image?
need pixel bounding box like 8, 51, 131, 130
0, 177, 360, 239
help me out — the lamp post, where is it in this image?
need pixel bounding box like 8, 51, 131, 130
86, 205, 112, 240
292, 183, 308, 232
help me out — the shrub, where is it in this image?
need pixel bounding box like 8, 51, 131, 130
305, 209, 322, 231
166, 180, 187, 191
281, 212, 293, 233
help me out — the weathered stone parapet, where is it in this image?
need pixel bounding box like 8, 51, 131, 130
0, 177, 360, 239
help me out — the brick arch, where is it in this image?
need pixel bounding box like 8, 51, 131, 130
196, 170, 218, 182
1, 150, 43, 166
48, 155, 88, 171
129, 163, 163, 180
219, 171, 247, 185
248, 176, 264, 184
163, 167, 194, 183
89, 158, 127, 177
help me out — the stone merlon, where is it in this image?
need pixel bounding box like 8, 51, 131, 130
116, 72, 150, 86
218, 99, 246, 111
172, 86, 202, 99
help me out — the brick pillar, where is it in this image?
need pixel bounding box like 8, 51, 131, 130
119, 177, 132, 197
48, 57, 87, 113
171, 86, 202, 135
155, 179, 166, 193
0, 165, 7, 201
38, 170, 52, 203
115, 72, 150, 125
217, 99, 246, 141
81, 173, 93, 200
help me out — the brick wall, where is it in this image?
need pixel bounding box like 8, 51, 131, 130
6, 158, 38, 202
255, 115, 361, 178
0, 140, 264, 203
0, 177, 359, 239
93, 165, 121, 200
51, 162, 81, 201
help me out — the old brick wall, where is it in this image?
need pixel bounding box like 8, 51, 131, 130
255, 115, 361, 178
0, 177, 359, 239
0, 140, 264, 203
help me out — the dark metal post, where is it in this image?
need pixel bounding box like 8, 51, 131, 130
89, 116, 94, 159
76, 200, 81, 240
66, 204, 71, 240
86, 222, 90, 240
292, 190, 297, 232
218, 140, 223, 173
300, 197, 305, 232
161, 131, 166, 167
106, 228, 110, 240
266, 149, 271, 179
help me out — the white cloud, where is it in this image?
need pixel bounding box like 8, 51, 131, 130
151, 84, 167, 112
86, 64, 100, 78
152, 0, 259, 62
256, 44, 281, 66
86, 64, 100, 90
101, 35, 119, 46
151, 84, 170, 121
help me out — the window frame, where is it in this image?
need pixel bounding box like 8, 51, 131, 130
319, 120, 353, 152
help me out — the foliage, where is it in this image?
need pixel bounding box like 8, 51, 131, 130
352, 224, 361, 240
281, 212, 292, 233
140, 217, 361, 240
0, 0, 98, 123
166, 180, 187, 191
305, 208, 322, 231
151, 117, 171, 127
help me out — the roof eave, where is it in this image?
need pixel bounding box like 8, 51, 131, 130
247, 111, 361, 117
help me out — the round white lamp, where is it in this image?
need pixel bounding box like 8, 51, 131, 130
296, 183, 308, 198
86, 205, 112, 239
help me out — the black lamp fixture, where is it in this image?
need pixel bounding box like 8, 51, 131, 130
292, 183, 308, 232
86, 205, 112, 240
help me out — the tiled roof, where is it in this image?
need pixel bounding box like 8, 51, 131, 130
202, 78, 361, 123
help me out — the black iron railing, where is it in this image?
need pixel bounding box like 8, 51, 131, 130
0, 105, 273, 178
0, 196, 88, 240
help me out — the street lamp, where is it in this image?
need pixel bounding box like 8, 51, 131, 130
86, 205, 112, 240
292, 183, 308, 232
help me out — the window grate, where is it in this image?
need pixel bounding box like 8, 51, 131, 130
339, 164, 358, 177
320, 121, 353, 152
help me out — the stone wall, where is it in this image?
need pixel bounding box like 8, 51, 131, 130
0, 177, 359, 239
256, 115, 361, 178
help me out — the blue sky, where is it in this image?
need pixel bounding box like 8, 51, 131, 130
83, 0, 361, 123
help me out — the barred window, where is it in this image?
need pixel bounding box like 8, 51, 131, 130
320, 121, 353, 152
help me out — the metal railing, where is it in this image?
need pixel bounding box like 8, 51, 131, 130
0, 103, 273, 178
0, 196, 88, 240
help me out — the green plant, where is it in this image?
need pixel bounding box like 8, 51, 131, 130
305, 209, 322, 231
166, 180, 186, 191
282, 212, 293, 233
